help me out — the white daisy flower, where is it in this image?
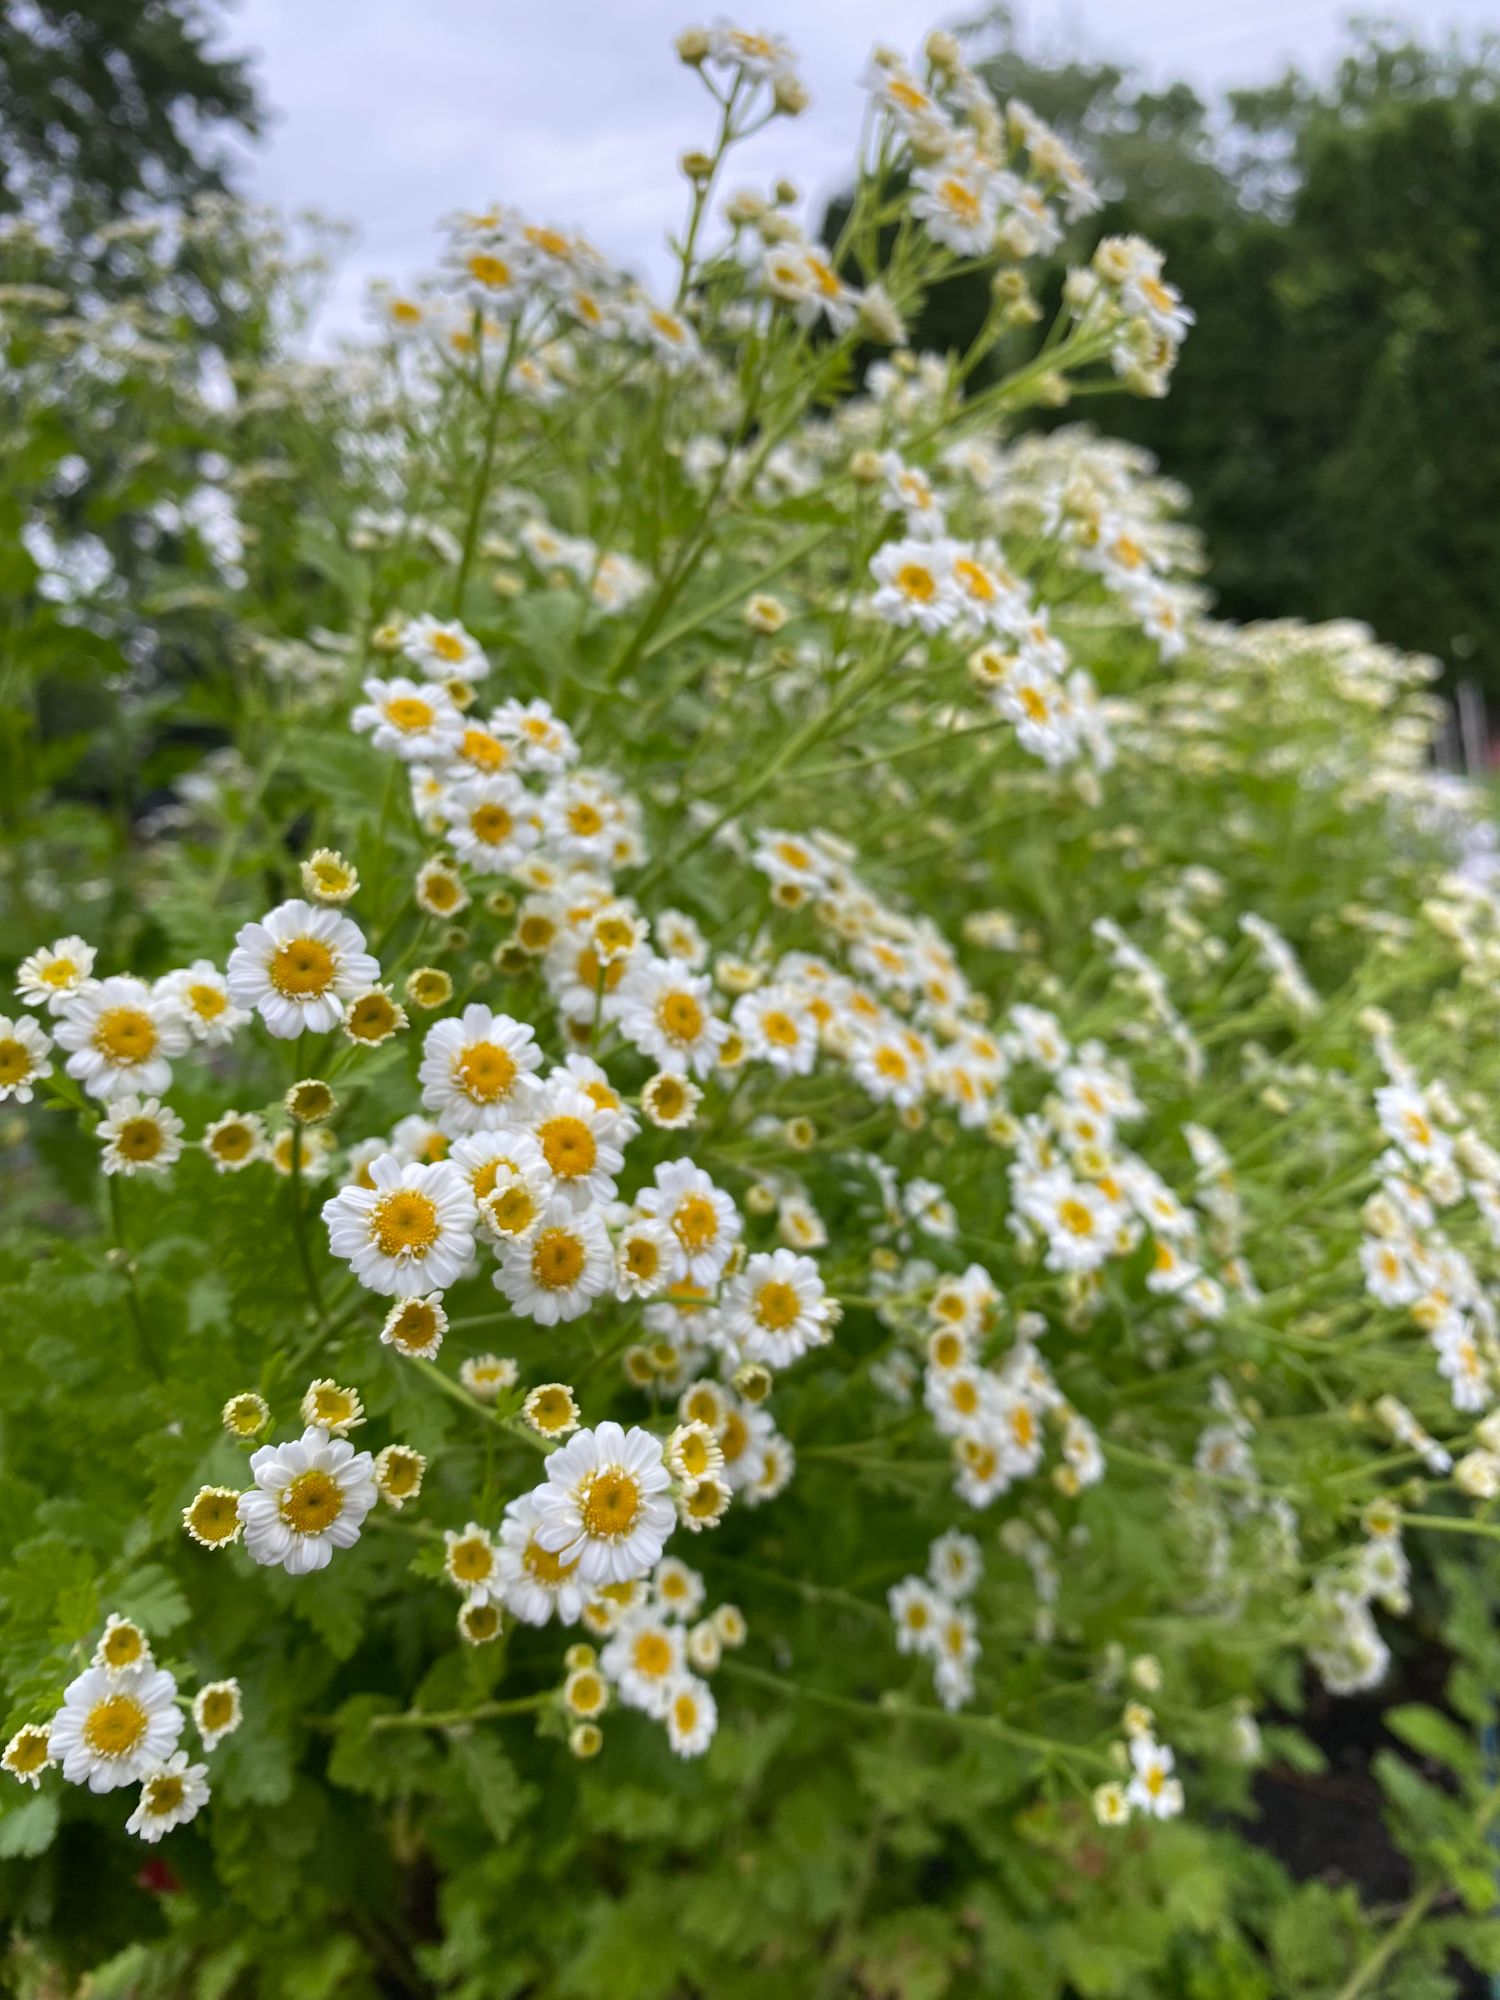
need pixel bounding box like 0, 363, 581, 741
380, 1292, 448, 1360
15, 934, 96, 1014
493, 1197, 612, 1325
153, 960, 248, 1045
447, 1128, 552, 1205
601, 1610, 685, 1717
0, 1013, 53, 1103
126, 1751, 210, 1842
444, 1522, 501, 1606
400, 613, 488, 682
321, 1153, 477, 1297
49, 1661, 183, 1793
53, 975, 191, 1102
731, 985, 818, 1076
719, 1250, 834, 1369
928, 1530, 983, 1599
192, 1679, 242, 1751
530, 1421, 675, 1585
617, 958, 728, 1077
869, 536, 963, 633
1125, 1736, 1184, 1820
417, 1004, 543, 1133
663, 1674, 717, 1757
202, 1108, 268, 1172
496, 1491, 587, 1626
527, 1084, 626, 1209
98, 1095, 185, 1177
351, 675, 466, 762
237, 1425, 378, 1575
635, 1159, 741, 1288
1, 1724, 54, 1788
439, 773, 540, 875
227, 900, 379, 1040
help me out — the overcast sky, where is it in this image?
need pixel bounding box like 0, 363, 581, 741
224, 0, 1500, 337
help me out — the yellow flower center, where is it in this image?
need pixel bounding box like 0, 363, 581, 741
0, 1038, 33, 1084
657, 990, 705, 1042
115, 1118, 163, 1162
457, 1040, 518, 1103
951, 1380, 979, 1416
531, 1226, 586, 1290
467, 252, 513, 289
101, 1625, 145, 1667
529, 1387, 574, 1431
210, 1123, 255, 1161
461, 727, 507, 770
939, 177, 982, 223
896, 563, 936, 602
199, 1689, 235, 1731
40, 958, 76, 987
386, 695, 435, 731
1059, 1200, 1095, 1236
676, 1429, 711, 1477
953, 558, 996, 602
383, 1453, 421, 1496
719, 1411, 748, 1464
489, 1183, 540, 1236
83, 1694, 148, 1759
348, 993, 399, 1041
279, 1467, 344, 1535
270, 937, 337, 998
93, 1006, 157, 1064
449, 1538, 494, 1582
672, 1194, 720, 1252
753, 1280, 802, 1332
371, 1189, 441, 1258
649, 309, 686, 344
311, 1387, 354, 1424
7, 1732, 48, 1773
632, 1632, 673, 1677
143, 1773, 185, 1816
580, 1468, 642, 1539
523, 1537, 579, 1585
187, 983, 227, 1020
538, 1115, 596, 1179
470, 801, 514, 845
1020, 686, 1051, 723
429, 631, 467, 663
684, 1483, 725, 1521
648, 1078, 687, 1121
761, 1010, 800, 1048
625, 1236, 660, 1281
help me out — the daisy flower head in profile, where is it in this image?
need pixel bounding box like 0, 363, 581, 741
237, 1425, 379, 1575
15, 934, 96, 1014
322, 1153, 476, 1297
48, 1660, 183, 1793
530, 1421, 676, 1585
418, 1004, 543, 1133
664, 1674, 718, 1757
192, 1680, 242, 1751
54, 975, 191, 1103
0, 1013, 53, 1103
226, 900, 379, 1040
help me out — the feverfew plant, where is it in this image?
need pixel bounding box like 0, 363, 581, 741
2, 20, 1500, 1999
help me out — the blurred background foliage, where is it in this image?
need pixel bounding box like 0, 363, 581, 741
836, 9, 1500, 702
